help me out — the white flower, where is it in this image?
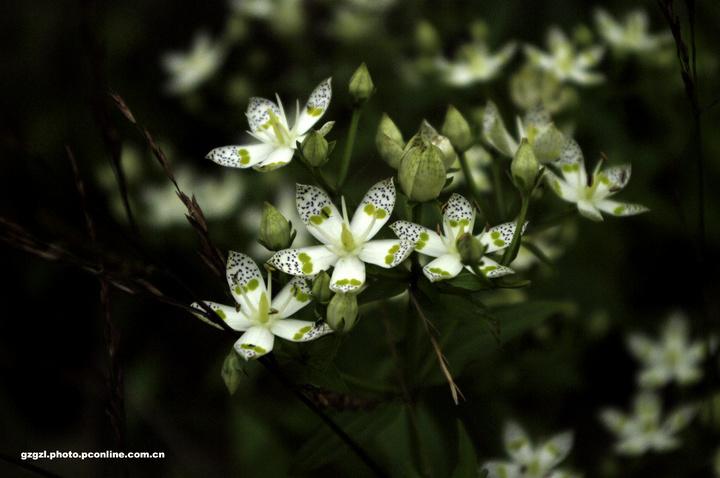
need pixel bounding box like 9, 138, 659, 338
627, 312, 710, 388
206, 78, 333, 172
544, 139, 649, 221
161, 32, 227, 95
594, 8, 673, 58
390, 194, 524, 282
436, 41, 517, 87
523, 26, 605, 85
482, 420, 578, 478
191, 251, 332, 360
599, 391, 696, 456
269, 178, 414, 293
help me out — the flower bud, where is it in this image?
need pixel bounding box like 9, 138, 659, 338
376, 113, 405, 169
259, 202, 293, 251
456, 233, 485, 266
415, 20, 442, 56
311, 271, 332, 305
326, 292, 359, 334
349, 62, 375, 107
442, 105, 474, 153
399, 133, 446, 202
511, 138, 540, 193
300, 129, 329, 167
531, 123, 565, 163
420, 120, 456, 169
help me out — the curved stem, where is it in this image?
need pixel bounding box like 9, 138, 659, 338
337, 107, 362, 190
500, 192, 530, 267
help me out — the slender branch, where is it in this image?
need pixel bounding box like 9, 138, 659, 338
336, 108, 361, 190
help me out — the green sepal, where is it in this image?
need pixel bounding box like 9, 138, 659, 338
221, 350, 246, 395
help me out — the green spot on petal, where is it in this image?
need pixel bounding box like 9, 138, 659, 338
215, 309, 227, 320
293, 325, 312, 341
295, 291, 310, 302
613, 206, 626, 215
335, 279, 349, 286
491, 231, 500, 239
388, 245, 400, 254
298, 253, 311, 262
419, 232, 429, 241
376, 210, 387, 219
240, 343, 267, 354
449, 220, 458, 227
429, 267, 452, 277
247, 278, 259, 291
309, 215, 323, 225
364, 204, 376, 215
350, 279, 361, 286
321, 206, 332, 218
302, 263, 313, 274
494, 239, 505, 247
385, 254, 394, 265
416, 241, 425, 250
307, 106, 323, 117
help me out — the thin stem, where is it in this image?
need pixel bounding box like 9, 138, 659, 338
337, 107, 362, 190
458, 151, 495, 224
313, 166, 338, 196
500, 192, 531, 267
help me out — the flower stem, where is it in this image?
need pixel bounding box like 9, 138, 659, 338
313, 166, 337, 196
458, 150, 495, 224
500, 191, 530, 267
337, 107, 362, 190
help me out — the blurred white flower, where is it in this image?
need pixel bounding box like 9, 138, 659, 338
230, 0, 304, 36
482, 420, 578, 478
523, 26, 605, 85
627, 311, 711, 388
161, 32, 227, 95
599, 391, 696, 456
436, 40, 517, 87
594, 8, 672, 58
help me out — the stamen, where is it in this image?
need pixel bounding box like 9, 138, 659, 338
357, 211, 378, 244
340, 196, 350, 224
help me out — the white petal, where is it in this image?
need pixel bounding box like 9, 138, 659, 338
349, 178, 396, 240
422, 254, 464, 282
268, 246, 339, 277
478, 221, 521, 253
296, 78, 332, 135
538, 431, 573, 470
358, 239, 414, 268
253, 146, 295, 171
272, 275, 313, 318
234, 326, 275, 360
503, 421, 533, 464
296, 183, 344, 244
190, 301, 253, 331
271, 319, 333, 342
576, 199, 604, 221
555, 138, 583, 167
470, 256, 515, 278
545, 170, 579, 202
482, 461, 522, 478
595, 199, 649, 217
246, 96, 282, 134
330, 256, 365, 292
390, 221, 447, 257
599, 408, 627, 434
226, 251, 266, 308
442, 194, 476, 240
205, 143, 275, 168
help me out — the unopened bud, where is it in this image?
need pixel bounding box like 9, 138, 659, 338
531, 123, 565, 163
420, 120, 456, 169
399, 133, 446, 202
300, 129, 329, 167
442, 105, 474, 153
311, 271, 332, 305
457, 233, 486, 266
326, 292, 359, 333
376, 113, 405, 169
259, 202, 293, 251
349, 62, 375, 107
415, 20, 442, 55
511, 138, 540, 193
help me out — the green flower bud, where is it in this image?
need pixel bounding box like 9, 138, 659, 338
259, 202, 293, 251
349, 62, 375, 107
399, 133, 446, 202
311, 271, 332, 305
420, 120, 456, 169
442, 105, 474, 153
531, 123, 565, 163
456, 233, 485, 267
415, 20, 442, 55
511, 138, 540, 193
300, 129, 329, 167
326, 292, 359, 334
376, 113, 405, 169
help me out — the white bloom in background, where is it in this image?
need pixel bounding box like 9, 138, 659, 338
161, 32, 227, 95
599, 391, 696, 456
230, 0, 305, 36
594, 8, 673, 58
627, 312, 710, 388
544, 139, 649, 221
206, 78, 333, 172
436, 41, 517, 87
482, 420, 578, 478
509, 64, 579, 114
391, 194, 523, 282
191, 252, 332, 360
523, 26, 605, 85
269, 178, 414, 293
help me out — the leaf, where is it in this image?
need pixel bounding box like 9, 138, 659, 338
452, 420, 479, 478
358, 276, 409, 304
221, 350, 245, 395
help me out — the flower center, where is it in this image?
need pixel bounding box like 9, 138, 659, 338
266, 109, 292, 145
340, 223, 356, 252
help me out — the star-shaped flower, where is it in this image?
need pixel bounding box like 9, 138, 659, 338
390, 194, 524, 282
599, 391, 697, 456
206, 78, 333, 172
482, 421, 578, 478
269, 178, 414, 293
627, 312, 711, 388
544, 139, 649, 221
435, 40, 517, 87
523, 26, 605, 85
594, 8, 673, 58
161, 32, 227, 95
191, 251, 332, 360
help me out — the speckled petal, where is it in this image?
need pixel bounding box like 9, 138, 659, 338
595, 199, 649, 217
330, 256, 365, 292
478, 221, 524, 253
544, 170, 579, 202
555, 138, 583, 167
271, 319, 333, 342
252, 146, 294, 172
268, 246, 339, 277
358, 239, 414, 268
226, 251, 266, 309
234, 326, 275, 360
246, 97, 282, 134
422, 254, 464, 282
205, 143, 275, 168
390, 221, 447, 257
296, 78, 332, 135
272, 275, 313, 318
470, 256, 515, 278
443, 194, 476, 240
349, 178, 396, 240
597, 164, 631, 196
296, 183, 343, 244
190, 301, 253, 331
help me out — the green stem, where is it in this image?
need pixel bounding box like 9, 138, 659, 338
500, 192, 530, 267
458, 151, 495, 224
313, 166, 337, 195
337, 107, 362, 190
492, 156, 506, 218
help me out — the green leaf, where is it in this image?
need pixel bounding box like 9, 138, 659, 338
221, 350, 245, 395
452, 420, 479, 478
